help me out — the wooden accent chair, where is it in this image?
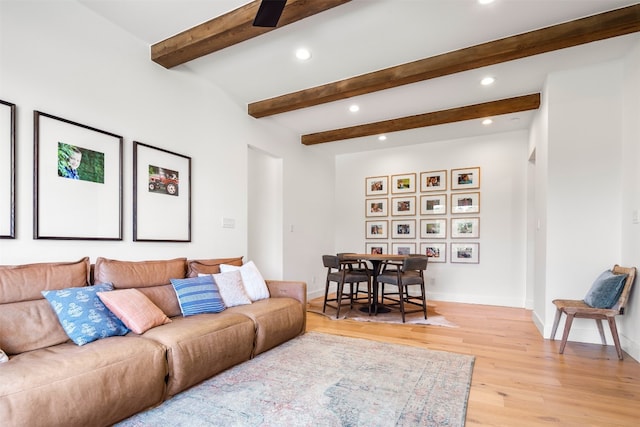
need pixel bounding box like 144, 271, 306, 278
551, 265, 636, 360
322, 255, 371, 318
377, 255, 428, 323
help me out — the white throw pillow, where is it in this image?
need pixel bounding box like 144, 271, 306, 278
0, 349, 8, 364
204, 270, 252, 307
220, 261, 270, 301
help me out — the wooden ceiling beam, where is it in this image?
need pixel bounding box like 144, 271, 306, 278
151, 0, 351, 69
301, 93, 541, 145
250, 4, 640, 118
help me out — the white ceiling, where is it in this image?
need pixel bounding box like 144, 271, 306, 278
79, 0, 640, 155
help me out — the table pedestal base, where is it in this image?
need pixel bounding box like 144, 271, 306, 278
358, 305, 391, 314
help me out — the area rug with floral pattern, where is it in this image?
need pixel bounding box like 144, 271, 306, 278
117, 332, 474, 427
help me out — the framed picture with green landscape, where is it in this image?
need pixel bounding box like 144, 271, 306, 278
34, 111, 123, 239
1, 99, 15, 239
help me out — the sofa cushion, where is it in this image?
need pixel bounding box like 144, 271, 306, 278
97, 288, 171, 334
0, 258, 91, 354
140, 312, 255, 397
220, 260, 270, 301
226, 297, 305, 356
42, 283, 130, 345
0, 336, 167, 427
209, 270, 252, 307
93, 257, 187, 317
170, 275, 226, 316
0, 257, 90, 304
186, 256, 243, 277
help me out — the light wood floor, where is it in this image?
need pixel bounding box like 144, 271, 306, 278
306, 299, 640, 426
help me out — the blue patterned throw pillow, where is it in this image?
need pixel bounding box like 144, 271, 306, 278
583, 270, 628, 309
42, 283, 130, 345
171, 275, 226, 316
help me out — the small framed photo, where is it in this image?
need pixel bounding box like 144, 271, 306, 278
1, 99, 15, 239
391, 196, 416, 216
420, 170, 447, 192
420, 218, 446, 239
365, 220, 388, 239
365, 198, 388, 217
451, 242, 480, 264
451, 192, 480, 214
451, 217, 480, 238
366, 176, 388, 196
34, 111, 123, 240
451, 167, 480, 190
134, 141, 191, 242
420, 194, 447, 215
420, 242, 447, 263
392, 242, 416, 255
391, 173, 416, 194
391, 219, 416, 239
366, 242, 388, 255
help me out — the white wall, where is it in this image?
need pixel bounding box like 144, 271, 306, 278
334, 131, 528, 306
544, 60, 624, 344
248, 146, 283, 280
531, 57, 640, 361
620, 40, 640, 360
530, 93, 550, 332
0, 1, 334, 291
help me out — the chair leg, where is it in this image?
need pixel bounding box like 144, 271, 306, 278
595, 319, 607, 345
559, 313, 575, 354
550, 308, 562, 340
348, 283, 355, 309
398, 283, 406, 323
322, 278, 331, 313
335, 283, 344, 319
367, 279, 372, 316
420, 283, 427, 319
607, 316, 624, 360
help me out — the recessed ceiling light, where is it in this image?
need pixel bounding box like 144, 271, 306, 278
349, 104, 360, 113
482, 118, 493, 125
378, 135, 387, 141
295, 48, 311, 61
481, 76, 495, 86
478, 0, 495, 5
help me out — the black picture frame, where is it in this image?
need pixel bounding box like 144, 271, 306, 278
1, 99, 16, 239
133, 141, 191, 242
34, 111, 123, 240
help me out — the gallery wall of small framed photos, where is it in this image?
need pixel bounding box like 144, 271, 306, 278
365, 167, 481, 264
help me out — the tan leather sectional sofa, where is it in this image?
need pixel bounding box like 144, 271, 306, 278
0, 256, 306, 427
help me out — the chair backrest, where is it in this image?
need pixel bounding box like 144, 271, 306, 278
322, 255, 340, 270
402, 255, 428, 272
612, 264, 636, 314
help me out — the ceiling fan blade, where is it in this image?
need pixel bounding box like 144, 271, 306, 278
253, 0, 287, 27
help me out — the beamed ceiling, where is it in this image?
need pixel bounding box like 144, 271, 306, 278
81, 0, 640, 154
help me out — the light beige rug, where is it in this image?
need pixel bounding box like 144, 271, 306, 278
307, 299, 457, 327
117, 332, 474, 427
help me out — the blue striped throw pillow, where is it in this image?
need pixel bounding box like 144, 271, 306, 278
170, 275, 226, 316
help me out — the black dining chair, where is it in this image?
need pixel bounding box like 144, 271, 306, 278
377, 255, 428, 322
322, 255, 372, 318
337, 252, 371, 305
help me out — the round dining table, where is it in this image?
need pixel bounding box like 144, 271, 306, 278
341, 253, 407, 314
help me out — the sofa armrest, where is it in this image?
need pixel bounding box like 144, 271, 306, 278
266, 280, 307, 307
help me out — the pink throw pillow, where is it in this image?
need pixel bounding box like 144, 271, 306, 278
97, 288, 171, 334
